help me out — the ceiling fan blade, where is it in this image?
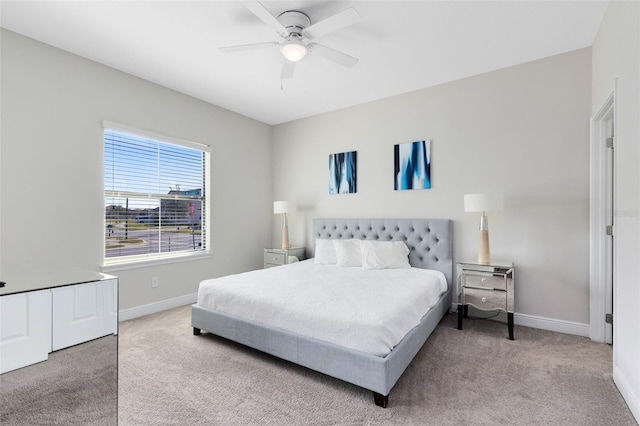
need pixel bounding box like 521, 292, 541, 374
302, 8, 361, 40
281, 60, 295, 79
219, 42, 279, 53
309, 43, 358, 68
245, 1, 289, 38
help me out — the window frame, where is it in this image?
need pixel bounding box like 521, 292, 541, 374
101, 121, 211, 271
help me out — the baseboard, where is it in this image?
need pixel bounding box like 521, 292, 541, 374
119, 293, 197, 322
614, 366, 640, 424
450, 304, 590, 337
514, 312, 590, 337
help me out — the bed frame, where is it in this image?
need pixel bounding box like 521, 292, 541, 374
192, 218, 453, 407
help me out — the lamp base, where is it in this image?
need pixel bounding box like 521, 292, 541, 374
478, 229, 490, 265
280, 213, 290, 250
281, 225, 289, 250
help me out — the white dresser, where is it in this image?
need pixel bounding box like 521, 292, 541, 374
0, 261, 118, 374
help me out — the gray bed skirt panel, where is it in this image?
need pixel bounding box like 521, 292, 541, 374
191, 304, 389, 394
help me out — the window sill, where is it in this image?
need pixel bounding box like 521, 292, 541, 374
101, 251, 211, 272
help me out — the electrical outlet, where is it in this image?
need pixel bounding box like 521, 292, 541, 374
151, 277, 159, 288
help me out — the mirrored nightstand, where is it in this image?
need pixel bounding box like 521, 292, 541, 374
457, 260, 515, 340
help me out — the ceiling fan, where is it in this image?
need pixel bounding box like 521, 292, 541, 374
220, 1, 361, 79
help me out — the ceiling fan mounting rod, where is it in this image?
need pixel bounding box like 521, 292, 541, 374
277, 10, 311, 36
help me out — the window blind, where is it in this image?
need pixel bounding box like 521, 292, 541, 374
104, 128, 208, 263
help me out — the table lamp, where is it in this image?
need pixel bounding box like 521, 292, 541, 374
464, 193, 503, 264
273, 201, 293, 250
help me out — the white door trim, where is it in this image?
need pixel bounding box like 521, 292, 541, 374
589, 88, 616, 343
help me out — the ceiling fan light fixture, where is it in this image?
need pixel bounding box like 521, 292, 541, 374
280, 36, 308, 62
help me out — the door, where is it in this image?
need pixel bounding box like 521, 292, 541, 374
589, 90, 615, 344
51, 280, 117, 351
0, 290, 52, 373
604, 117, 614, 344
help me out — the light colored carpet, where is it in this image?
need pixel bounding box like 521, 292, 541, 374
119, 305, 637, 426
0, 335, 118, 425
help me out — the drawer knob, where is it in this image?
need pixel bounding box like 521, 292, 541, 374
482, 297, 487, 303
481, 278, 487, 282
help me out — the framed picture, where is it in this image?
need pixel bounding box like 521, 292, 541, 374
394, 140, 431, 190
329, 151, 357, 194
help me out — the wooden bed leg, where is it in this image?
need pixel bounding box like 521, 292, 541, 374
193, 327, 201, 336
373, 392, 388, 408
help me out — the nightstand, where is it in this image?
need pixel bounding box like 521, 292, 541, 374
457, 260, 515, 340
263, 247, 305, 268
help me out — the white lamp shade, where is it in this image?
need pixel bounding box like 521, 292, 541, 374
273, 201, 293, 214
464, 193, 503, 213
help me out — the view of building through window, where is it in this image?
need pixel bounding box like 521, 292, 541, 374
104, 128, 207, 262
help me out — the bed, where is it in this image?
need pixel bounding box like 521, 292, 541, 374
191, 218, 453, 407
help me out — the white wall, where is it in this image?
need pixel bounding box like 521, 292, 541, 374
273, 48, 592, 328
0, 29, 273, 311
592, 1, 640, 422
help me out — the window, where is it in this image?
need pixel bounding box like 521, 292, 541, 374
104, 124, 209, 265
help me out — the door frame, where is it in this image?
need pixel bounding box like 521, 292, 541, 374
589, 87, 616, 343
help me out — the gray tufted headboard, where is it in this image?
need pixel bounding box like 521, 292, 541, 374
312, 218, 453, 289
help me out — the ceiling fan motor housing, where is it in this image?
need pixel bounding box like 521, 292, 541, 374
277, 10, 311, 36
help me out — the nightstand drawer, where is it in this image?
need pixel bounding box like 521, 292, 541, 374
463, 286, 507, 311
265, 252, 286, 266
463, 273, 506, 291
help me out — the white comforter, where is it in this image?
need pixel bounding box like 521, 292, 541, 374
196, 260, 447, 357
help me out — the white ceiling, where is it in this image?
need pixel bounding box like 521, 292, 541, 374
0, 1, 608, 125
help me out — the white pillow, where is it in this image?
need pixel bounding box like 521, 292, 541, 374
314, 239, 337, 265
333, 239, 362, 267
360, 240, 411, 270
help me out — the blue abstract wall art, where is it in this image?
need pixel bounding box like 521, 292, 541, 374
329, 151, 357, 194
394, 140, 431, 190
